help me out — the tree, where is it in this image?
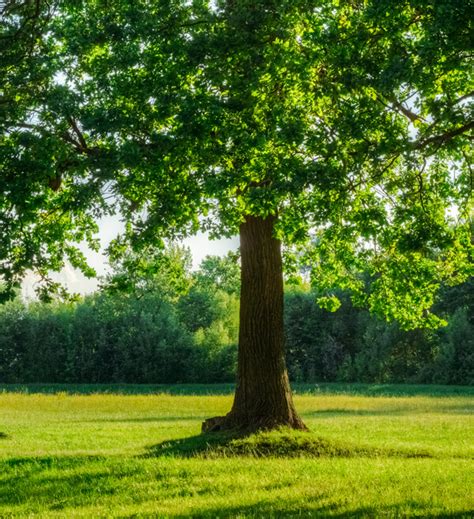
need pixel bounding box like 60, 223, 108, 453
1, 0, 472, 431
194, 252, 241, 296
102, 241, 193, 301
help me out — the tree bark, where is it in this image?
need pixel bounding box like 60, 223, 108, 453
202, 214, 307, 433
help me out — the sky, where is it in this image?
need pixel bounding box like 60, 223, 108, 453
22, 214, 239, 299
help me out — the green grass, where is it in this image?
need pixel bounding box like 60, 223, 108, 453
1, 385, 473, 518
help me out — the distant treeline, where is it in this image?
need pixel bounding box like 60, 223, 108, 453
0, 251, 472, 385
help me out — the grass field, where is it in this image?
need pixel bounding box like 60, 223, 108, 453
0, 384, 473, 518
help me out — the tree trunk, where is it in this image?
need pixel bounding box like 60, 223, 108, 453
202, 214, 307, 433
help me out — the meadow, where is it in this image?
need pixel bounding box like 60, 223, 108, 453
0, 384, 473, 518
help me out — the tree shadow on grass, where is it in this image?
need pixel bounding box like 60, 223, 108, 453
168, 503, 474, 519
114, 499, 473, 518
1, 454, 106, 470
143, 431, 434, 460
79, 415, 208, 424
0, 455, 117, 510
307, 402, 474, 418
1, 454, 469, 518
143, 431, 241, 458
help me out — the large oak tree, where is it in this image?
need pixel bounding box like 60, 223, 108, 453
1, 0, 472, 431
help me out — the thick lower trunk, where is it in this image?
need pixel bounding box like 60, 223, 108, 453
202, 214, 307, 433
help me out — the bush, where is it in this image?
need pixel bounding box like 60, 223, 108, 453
0, 278, 471, 385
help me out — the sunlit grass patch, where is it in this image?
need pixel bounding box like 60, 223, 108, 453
0, 384, 473, 517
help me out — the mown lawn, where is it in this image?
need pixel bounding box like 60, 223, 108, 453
0, 384, 473, 518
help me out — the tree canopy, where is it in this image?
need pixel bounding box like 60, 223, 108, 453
1, 0, 472, 320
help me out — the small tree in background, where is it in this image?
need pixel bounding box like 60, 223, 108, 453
102, 242, 193, 301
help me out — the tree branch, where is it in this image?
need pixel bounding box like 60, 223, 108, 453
390, 98, 425, 124
414, 120, 474, 150
67, 116, 88, 151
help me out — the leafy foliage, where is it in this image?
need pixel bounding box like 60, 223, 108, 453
0, 252, 240, 384
194, 252, 241, 296
285, 280, 473, 385
102, 242, 193, 300
0, 0, 472, 326
1, 268, 471, 385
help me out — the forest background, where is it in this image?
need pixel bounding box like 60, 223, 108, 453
1, 246, 472, 386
